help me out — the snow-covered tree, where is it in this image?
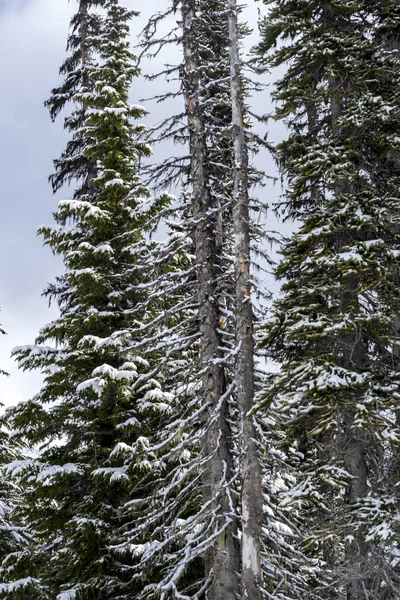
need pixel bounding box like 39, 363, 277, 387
0, 322, 33, 599
112, 3, 275, 599
257, 0, 400, 597
105, 3, 243, 597
228, 2, 263, 598
45, 0, 106, 198
3, 2, 182, 598
0, 434, 35, 600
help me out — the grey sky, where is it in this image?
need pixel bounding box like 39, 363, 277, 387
0, 0, 283, 408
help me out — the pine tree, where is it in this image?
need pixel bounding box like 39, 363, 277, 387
4, 2, 179, 598
257, 0, 400, 597
124, 3, 276, 598
0, 435, 34, 600
0, 319, 34, 599
103, 2, 259, 598
108, 3, 243, 597
45, 0, 106, 198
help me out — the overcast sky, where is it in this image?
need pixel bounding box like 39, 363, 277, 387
0, 0, 283, 409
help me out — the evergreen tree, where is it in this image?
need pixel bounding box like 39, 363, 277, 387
0, 319, 34, 599
112, 2, 281, 599
45, 0, 106, 198
4, 2, 179, 598
126, 3, 287, 598
257, 0, 400, 597
0, 435, 34, 600
181, 1, 241, 596
107, 3, 243, 597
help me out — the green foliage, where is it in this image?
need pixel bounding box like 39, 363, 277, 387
2, 2, 189, 598
257, 0, 400, 597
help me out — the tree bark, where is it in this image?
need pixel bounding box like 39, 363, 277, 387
329, 73, 369, 600
181, 2, 241, 599
227, 2, 263, 600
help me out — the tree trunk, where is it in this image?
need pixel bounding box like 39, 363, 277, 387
227, 2, 263, 600
329, 75, 369, 600
181, 3, 241, 599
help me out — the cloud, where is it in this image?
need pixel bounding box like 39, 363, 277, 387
0, 0, 30, 14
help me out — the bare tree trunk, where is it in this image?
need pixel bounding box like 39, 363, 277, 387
344, 428, 368, 600
181, 3, 241, 599
227, 2, 263, 600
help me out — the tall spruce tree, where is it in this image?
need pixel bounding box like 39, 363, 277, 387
178, 2, 242, 598
103, 2, 268, 598
130, 3, 295, 598
45, 0, 107, 199
115, 1, 289, 597
109, 3, 243, 598
3, 2, 180, 598
0, 322, 33, 600
257, 0, 400, 598
0, 434, 33, 600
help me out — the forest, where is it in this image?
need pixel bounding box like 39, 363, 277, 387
0, 0, 400, 599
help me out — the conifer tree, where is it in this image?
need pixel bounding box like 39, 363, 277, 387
181, 2, 241, 597
257, 0, 400, 597
128, 3, 282, 598
106, 4, 243, 597
119, 3, 241, 597
0, 320, 33, 599
45, 0, 106, 198
3, 2, 179, 598
116, 4, 290, 600
0, 434, 33, 600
